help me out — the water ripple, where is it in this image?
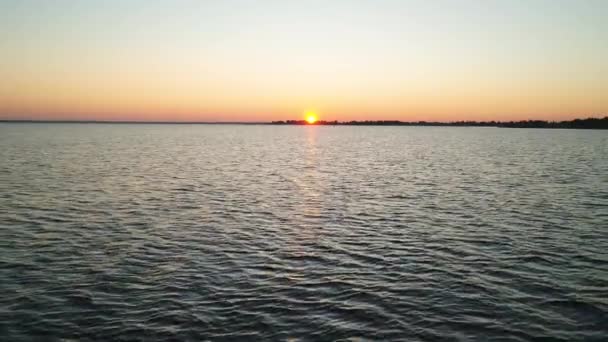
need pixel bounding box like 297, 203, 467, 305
1, 124, 607, 341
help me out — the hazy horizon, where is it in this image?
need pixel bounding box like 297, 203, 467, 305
2, 0, 607, 122
0, 115, 606, 124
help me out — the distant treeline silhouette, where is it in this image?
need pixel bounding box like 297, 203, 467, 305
271, 116, 608, 129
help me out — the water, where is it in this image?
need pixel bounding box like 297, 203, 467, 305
1, 123, 606, 341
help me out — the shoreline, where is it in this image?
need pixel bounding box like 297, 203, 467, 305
1, 116, 607, 129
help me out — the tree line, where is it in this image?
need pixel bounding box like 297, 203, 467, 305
271, 116, 608, 129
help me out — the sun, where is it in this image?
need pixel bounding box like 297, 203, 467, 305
305, 111, 318, 124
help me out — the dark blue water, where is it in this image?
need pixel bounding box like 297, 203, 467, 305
1, 123, 607, 341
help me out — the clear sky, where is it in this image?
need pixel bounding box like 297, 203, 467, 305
1, 0, 607, 122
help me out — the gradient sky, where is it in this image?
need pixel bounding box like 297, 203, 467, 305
1, 0, 607, 122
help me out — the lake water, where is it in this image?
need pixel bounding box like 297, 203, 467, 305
0, 123, 606, 341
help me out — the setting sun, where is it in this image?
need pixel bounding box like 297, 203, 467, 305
305, 112, 318, 124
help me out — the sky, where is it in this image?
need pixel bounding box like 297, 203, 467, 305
1, 0, 607, 122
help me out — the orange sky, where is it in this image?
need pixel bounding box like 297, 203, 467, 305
1, 1, 607, 122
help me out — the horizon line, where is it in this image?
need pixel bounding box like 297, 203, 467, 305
1, 116, 606, 125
